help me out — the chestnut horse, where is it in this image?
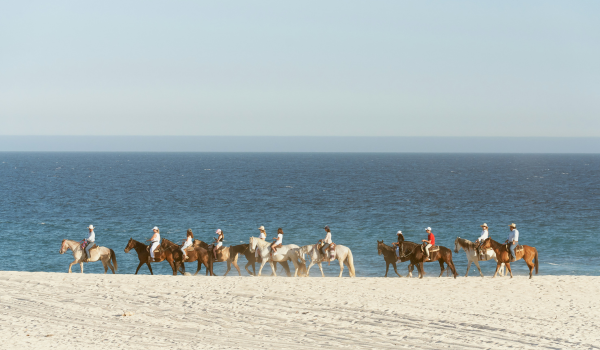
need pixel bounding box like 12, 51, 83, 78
193, 240, 246, 276
397, 240, 458, 279
376, 240, 408, 277
124, 238, 177, 275
160, 239, 214, 276
479, 238, 539, 279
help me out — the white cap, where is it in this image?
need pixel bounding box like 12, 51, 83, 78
153, 226, 159, 231
258, 226, 265, 231
425, 227, 432, 231
88, 225, 94, 230
396, 231, 402, 235
215, 229, 222, 234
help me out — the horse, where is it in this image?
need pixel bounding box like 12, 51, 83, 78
160, 239, 214, 276
297, 243, 356, 278
454, 237, 505, 277
59, 239, 117, 274
124, 238, 176, 275
376, 240, 408, 277
249, 237, 304, 277
479, 238, 539, 279
238, 243, 294, 276
397, 240, 458, 279
192, 240, 246, 276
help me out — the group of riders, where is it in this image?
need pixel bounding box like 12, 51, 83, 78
81, 224, 337, 262
81, 222, 521, 263
391, 222, 520, 261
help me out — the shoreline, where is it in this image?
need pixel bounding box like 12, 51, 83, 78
1, 272, 598, 349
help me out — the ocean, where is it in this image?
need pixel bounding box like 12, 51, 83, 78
1, 152, 598, 277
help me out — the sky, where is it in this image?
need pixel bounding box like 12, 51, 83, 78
1, 1, 599, 137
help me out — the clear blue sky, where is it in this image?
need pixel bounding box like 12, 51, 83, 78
1, 1, 599, 137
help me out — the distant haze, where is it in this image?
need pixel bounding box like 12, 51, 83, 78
1, 1, 599, 137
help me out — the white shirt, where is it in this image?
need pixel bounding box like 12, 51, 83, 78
508, 229, 519, 242
152, 233, 161, 243
259, 231, 266, 239
477, 230, 488, 242
185, 236, 192, 245
323, 231, 332, 244
87, 230, 95, 242
275, 233, 283, 244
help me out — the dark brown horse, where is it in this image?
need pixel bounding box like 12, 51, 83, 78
238, 243, 294, 277
124, 238, 177, 275
376, 240, 408, 277
479, 238, 539, 279
398, 240, 458, 279
160, 239, 214, 276
193, 240, 246, 276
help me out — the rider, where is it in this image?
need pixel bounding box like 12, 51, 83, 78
271, 228, 283, 256
319, 225, 332, 258
181, 229, 194, 260
256, 226, 267, 259
475, 223, 489, 258
213, 229, 224, 260
391, 230, 404, 259
506, 223, 519, 261
422, 227, 435, 261
146, 226, 161, 262
84, 225, 96, 262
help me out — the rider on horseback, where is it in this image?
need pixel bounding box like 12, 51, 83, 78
506, 223, 519, 261
181, 229, 194, 261
213, 229, 224, 260
270, 228, 283, 256
422, 227, 435, 261
391, 230, 404, 260
84, 225, 96, 262
146, 226, 161, 262
475, 223, 489, 259
319, 225, 332, 259
256, 226, 266, 259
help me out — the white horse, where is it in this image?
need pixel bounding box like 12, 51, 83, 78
297, 244, 356, 277
59, 239, 118, 274
249, 237, 303, 277
454, 237, 505, 277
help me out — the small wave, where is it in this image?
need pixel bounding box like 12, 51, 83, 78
547, 263, 559, 265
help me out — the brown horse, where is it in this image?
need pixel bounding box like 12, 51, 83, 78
238, 243, 294, 277
124, 238, 177, 275
398, 240, 458, 279
192, 240, 246, 276
160, 239, 214, 276
376, 240, 408, 277
479, 238, 539, 279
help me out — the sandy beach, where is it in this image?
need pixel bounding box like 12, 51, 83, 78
1, 272, 598, 349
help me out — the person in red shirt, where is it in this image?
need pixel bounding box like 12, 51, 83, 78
422, 227, 435, 261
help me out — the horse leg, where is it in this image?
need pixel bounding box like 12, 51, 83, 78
306, 261, 315, 276
385, 262, 390, 277
318, 263, 325, 277
493, 262, 501, 278
68, 261, 76, 273
465, 261, 472, 277
147, 262, 154, 275
506, 262, 513, 278
135, 262, 144, 274
224, 261, 232, 276
473, 260, 483, 277
244, 261, 253, 276
233, 260, 241, 276
392, 262, 402, 277
407, 263, 413, 278
438, 260, 445, 277
80, 262, 84, 273
338, 259, 344, 278
102, 258, 108, 274
418, 262, 424, 279
525, 253, 535, 279
269, 261, 277, 277
258, 260, 268, 276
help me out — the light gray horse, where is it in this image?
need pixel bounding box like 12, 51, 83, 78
249, 237, 303, 277
454, 237, 505, 277
59, 239, 117, 273
297, 244, 356, 277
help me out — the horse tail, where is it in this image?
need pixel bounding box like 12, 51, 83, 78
346, 249, 356, 277
534, 248, 539, 275
110, 248, 118, 271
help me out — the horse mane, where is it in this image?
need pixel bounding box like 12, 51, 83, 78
377, 241, 395, 252
457, 237, 476, 250
162, 238, 178, 247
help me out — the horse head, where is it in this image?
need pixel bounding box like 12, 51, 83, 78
124, 238, 135, 253
480, 237, 491, 250
454, 237, 460, 253
59, 239, 67, 254
377, 240, 384, 255
249, 237, 257, 253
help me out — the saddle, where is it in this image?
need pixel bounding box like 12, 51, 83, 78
81, 242, 97, 259
185, 246, 195, 252
420, 245, 439, 253
147, 245, 162, 254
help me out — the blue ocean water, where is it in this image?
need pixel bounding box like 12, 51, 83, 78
1, 152, 598, 277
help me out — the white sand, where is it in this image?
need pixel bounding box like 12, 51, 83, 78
0, 271, 598, 349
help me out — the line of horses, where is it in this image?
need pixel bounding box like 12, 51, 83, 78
60, 235, 538, 279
